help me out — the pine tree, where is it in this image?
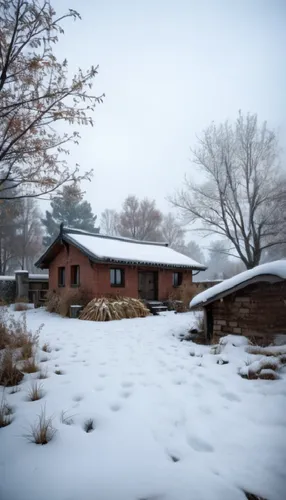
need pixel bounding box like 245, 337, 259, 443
42, 185, 99, 246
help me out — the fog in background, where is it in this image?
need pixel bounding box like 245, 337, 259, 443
50, 0, 285, 238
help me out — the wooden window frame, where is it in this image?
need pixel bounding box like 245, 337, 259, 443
110, 268, 125, 287
58, 267, 65, 287
172, 271, 183, 288
70, 265, 80, 287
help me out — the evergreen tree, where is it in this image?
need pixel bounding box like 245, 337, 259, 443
42, 185, 99, 246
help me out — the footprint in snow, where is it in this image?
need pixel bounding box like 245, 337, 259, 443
173, 378, 186, 385
110, 402, 121, 412
94, 385, 104, 392
73, 394, 84, 402
221, 392, 241, 402
98, 373, 107, 378
120, 390, 132, 399
121, 381, 133, 388
187, 436, 214, 452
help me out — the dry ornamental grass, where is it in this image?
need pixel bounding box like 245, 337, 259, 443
80, 296, 150, 322
26, 407, 56, 445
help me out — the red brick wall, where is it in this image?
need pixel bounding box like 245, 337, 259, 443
211, 281, 286, 340
48, 242, 193, 300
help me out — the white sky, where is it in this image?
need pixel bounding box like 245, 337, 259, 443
53, 0, 286, 224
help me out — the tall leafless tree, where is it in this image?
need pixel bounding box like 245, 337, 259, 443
0, 0, 104, 200
171, 112, 286, 268
160, 213, 185, 250
100, 209, 120, 236
13, 197, 43, 270
118, 195, 163, 241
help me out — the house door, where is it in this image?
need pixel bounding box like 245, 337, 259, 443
138, 272, 158, 300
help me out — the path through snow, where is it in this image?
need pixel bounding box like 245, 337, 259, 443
0, 309, 286, 500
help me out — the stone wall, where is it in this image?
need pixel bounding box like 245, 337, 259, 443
211, 280, 286, 341
0, 278, 16, 303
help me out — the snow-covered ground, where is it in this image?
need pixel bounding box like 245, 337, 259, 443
1, 309, 286, 500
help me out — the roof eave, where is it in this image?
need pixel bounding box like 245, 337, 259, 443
190, 273, 283, 309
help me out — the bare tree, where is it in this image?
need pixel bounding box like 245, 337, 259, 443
118, 195, 163, 241
0, 193, 21, 273
13, 198, 43, 270
100, 209, 120, 236
171, 112, 286, 268
0, 0, 104, 200
160, 213, 185, 250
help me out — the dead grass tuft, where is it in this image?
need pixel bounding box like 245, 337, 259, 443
46, 290, 61, 314
0, 311, 42, 353
0, 315, 10, 350
14, 303, 29, 312
46, 289, 89, 317
38, 368, 49, 379
243, 491, 268, 500
54, 369, 63, 375
21, 356, 39, 373
42, 343, 51, 353
27, 381, 44, 401
0, 397, 13, 427
60, 410, 74, 426
80, 296, 150, 322
0, 350, 24, 386
26, 407, 56, 445
83, 418, 94, 433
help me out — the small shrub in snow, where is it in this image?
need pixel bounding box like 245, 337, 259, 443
83, 418, 94, 433
0, 314, 10, 350
42, 343, 51, 353
26, 407, 56, 445
14, 302, 29, 312
22, 357, 39, 374
46, 290, 61, 314
0, 397, 13, 427
27, 381, 44, 401
54, 369, 63, 375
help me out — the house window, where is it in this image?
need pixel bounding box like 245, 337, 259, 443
71, 265, 80, 286
110, 268, 124, 287
58, 267, 65, 287
173, 272, 182, 287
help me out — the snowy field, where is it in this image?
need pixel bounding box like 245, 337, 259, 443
1, 308, 286, 500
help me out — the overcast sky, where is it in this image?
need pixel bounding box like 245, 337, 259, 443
55, 0, 286, 223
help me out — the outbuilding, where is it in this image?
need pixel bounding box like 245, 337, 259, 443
190, 260, 286, 343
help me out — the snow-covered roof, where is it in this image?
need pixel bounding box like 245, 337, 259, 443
65, 230, 206, 269
35, 227, 206, 270
190, 260, 286, 308
0, 276, 15, 281
29, 274, 48, 280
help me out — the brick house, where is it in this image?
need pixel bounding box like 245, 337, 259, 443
190, 260, 286, 343
35, 226, 206, 301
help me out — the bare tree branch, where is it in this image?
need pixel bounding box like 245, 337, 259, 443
170, 111, 286, 269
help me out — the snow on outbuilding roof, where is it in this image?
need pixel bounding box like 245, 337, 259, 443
190, 260, 286, 308
65, 229, 206, 269
35, 226, 206, 270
